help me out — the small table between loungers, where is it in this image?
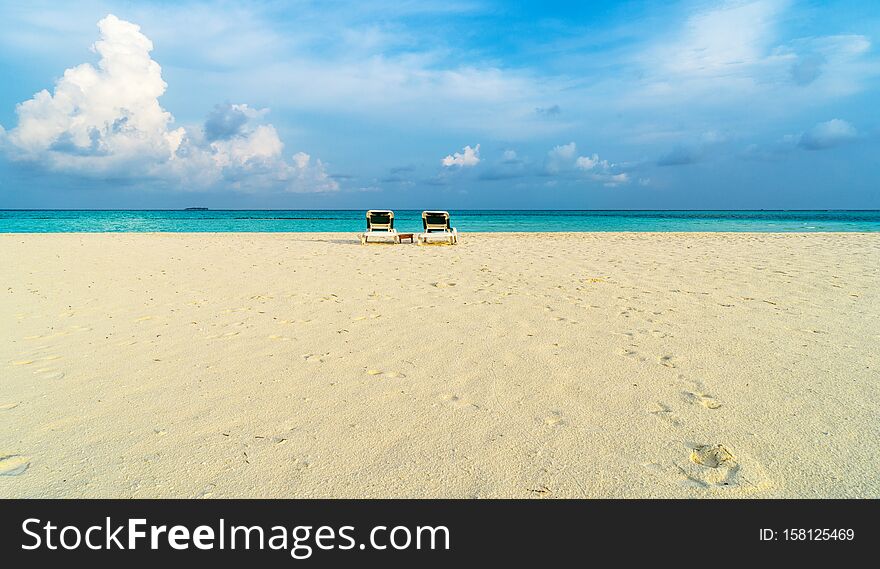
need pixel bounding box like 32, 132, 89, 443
398, 233, 415, 243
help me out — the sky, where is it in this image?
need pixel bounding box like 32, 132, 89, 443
0, 0, 877, 209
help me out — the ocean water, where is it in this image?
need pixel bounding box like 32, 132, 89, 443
1, 210, 879, 233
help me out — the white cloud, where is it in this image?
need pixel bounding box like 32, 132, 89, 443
544, 143, 630, 186
626, 0, 875, 117
601, 173, 630, 187
286, 152, 338, 193
625, 0, 792, 112
8, 15, 181, 167
4, 14, 336, 193
442, 144, 480, 167
798, 119, 858, 150
203, 103, 269, 141
574, 154, 598, 170
575, 153, 612, 171
545, 142, 577, 173
658, 0, 786, 77
549, 142, 576, 160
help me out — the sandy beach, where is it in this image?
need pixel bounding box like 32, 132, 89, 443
1, 232, 878, 498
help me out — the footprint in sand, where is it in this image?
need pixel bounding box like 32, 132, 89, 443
33, 368, 65, 380
541, 412, 566, 427
11, 360, 34, 366
367, 369, 406, 379
649, 402, 683, 427
0, 402, 20, 411
690, 444, 734, 468
658, 355, 677, 368
683, 391, 722, 409
620, 348, 648, 362
673, 443, 769, 490
431, 282, 456, 288
303, 353, 330, 364
675, 444, 740, 488
0, 454, 31, 476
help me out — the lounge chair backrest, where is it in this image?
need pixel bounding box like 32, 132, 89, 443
366, 210, 394, 231
422, 211, 451, 232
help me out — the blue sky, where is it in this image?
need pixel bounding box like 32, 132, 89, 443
0, 0, 877, 209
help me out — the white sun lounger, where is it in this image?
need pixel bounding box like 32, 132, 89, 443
359, 210, 400, 244
417, 211, 458, 244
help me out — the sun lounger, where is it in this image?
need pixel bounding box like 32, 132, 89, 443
417, 211, 458, 244
359, 210, 400, 244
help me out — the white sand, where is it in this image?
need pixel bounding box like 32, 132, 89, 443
1, 232, 878, 498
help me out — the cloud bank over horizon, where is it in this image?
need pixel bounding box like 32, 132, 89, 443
1, 14, 337, 194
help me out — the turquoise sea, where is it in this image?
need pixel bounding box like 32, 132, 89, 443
2, 210, 879, 233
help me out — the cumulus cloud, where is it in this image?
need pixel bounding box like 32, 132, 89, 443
545, 142, 577, 173
601, 173, 630, 186
285, 152, 338, 193
798, 119, 858, 150
3, 14, 336, 193
442, 144, 480, 167
203, 103, 268, 142
549, 142, 576, 160
7, 15, 182, 170
575, 153, 611, 171
544, 142, 630, 186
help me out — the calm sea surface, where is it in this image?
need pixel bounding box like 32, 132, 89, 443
2, 210, 879, 233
